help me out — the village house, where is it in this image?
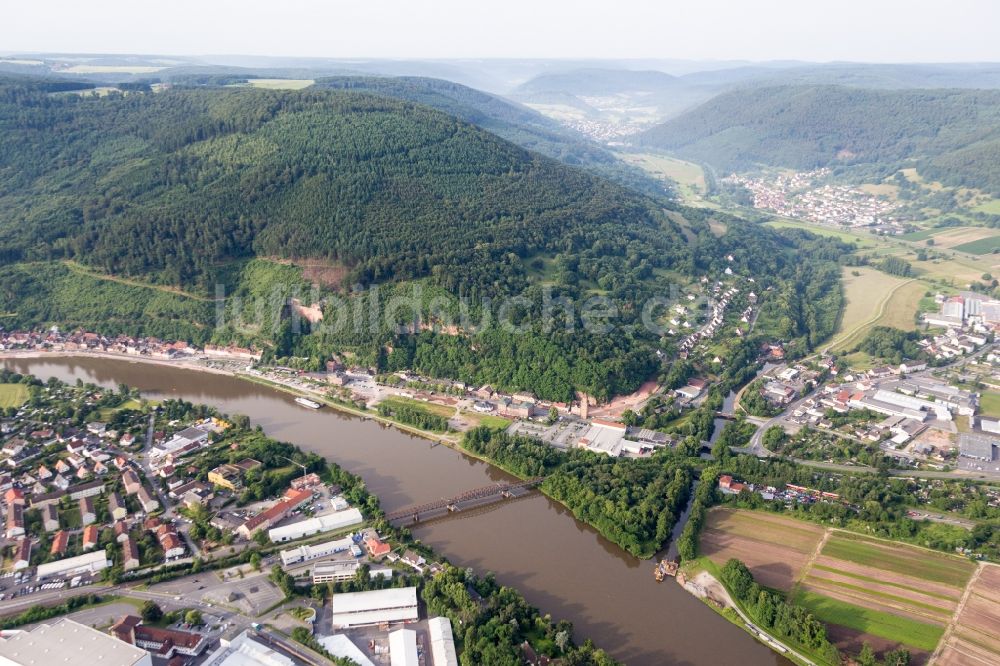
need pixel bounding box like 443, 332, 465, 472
13, 538, 31, 570
80, 496, 96, 525
4, 487, 24, 506
122, 536, 140, 570
5, 503, 25, 538
51, 530, 69, 557
108, 492, 127, 521
364, 536, 392, 558
136, 486, 159, 514
122, 469, 142, 495
42, 503, 60, 532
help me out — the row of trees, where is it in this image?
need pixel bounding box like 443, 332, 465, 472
720, 559, 840, 664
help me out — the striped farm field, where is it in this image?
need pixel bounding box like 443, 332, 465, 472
819, 532, 975, 588
918, 226, 997, 249
952, 235, 1000, 255
936, 565, 1000, 666
699, 508, 826, 592
793, 589, 944, 653
793, 532, 975, 653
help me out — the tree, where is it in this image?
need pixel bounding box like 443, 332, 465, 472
184, 609, 203, 626
141, 601, 163, 623
858, 642, 877, 666
547, 406, 559, 425
250, 551, 262, 571
881, 649, 911, 666
555, 630, 570, 654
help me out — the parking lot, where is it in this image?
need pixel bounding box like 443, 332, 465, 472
507, 418, 588, 449
200, 573, 285, 616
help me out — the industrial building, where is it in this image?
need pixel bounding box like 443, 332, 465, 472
0, 618, 151, 666
35, 549, 110, 580
576, 420, 627, 456
279, 536, 353, 567
150, 426, 210, 459
428, 616, 459, 666
268, 507, 363, 543
311, 560, 393, 584
849, 389, 952, 422
329, 587, 419, 628
203, 630, 294, 666
389, 628, 419, 666
317, 635, 375, 666
959, 433, 998, 462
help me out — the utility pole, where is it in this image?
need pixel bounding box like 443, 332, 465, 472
280, 456, 308, 483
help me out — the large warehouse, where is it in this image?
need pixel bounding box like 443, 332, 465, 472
35, 550, 110, 580
268, 507, 364, 543
279, 536, 354, 567
329, 587, 419, 628
0, 618, 151, 666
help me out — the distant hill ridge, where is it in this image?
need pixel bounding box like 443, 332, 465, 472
636, 84, 1000, 194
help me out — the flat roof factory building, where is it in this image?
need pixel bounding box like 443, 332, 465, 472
329, 587, 419, 629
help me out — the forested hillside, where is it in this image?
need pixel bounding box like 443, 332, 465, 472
0, 81, 688, 292
637, 85, 1000, 194
0, 79, 844, 400
313, 75, 671, 195
315, 76, 613, 167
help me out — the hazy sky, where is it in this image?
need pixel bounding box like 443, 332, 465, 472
5, 0, 999, 62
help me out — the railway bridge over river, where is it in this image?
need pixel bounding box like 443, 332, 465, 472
385, 477, 545, 525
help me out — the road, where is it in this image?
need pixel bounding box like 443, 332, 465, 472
134, 411, 202, 558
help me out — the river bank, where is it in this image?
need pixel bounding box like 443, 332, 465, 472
0, 352, 791, 665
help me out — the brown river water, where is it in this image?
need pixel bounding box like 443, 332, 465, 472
3, 356, 788, 666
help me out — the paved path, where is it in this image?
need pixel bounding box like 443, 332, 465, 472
692, 571, 818, 666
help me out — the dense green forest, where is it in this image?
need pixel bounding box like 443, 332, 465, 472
0, 80, 688, 290
0, 78, 848, 399
463, 427, 692, 557
314, 76, 615, 168
638, 85, 1000, 194
314, 76, 673, 197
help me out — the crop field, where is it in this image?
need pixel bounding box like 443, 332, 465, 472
0, 383, 29, 409
701, 510, 983, 659
978, 391, 1000, 418
61, 65, 166, 74
618, 152, 706, 203
973, 199, 1000, 215
247, 78, 314, 90
937, 565, 1000, 666
764, 219, 879, 247
919, 227, 997, 249
901, 227, 947, 241
699, 508, 826, 591
794, 532, 975, 653
859, 183, 900, 199
952, 235, 1000, 255
827, 267, 921, 352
